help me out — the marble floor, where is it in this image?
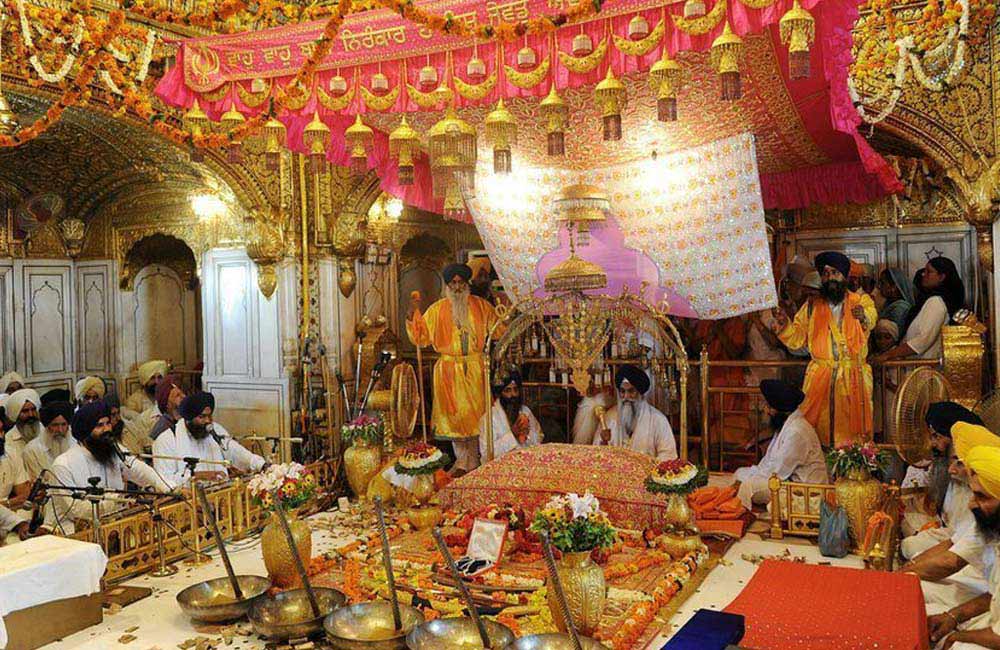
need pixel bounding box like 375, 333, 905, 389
33, 504, 865, 650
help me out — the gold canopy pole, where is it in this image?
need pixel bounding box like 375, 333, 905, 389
298, 154, 313, 464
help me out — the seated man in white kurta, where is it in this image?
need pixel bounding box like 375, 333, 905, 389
4, 389, 44, 459
22, 401, 76, 481
594, 365, 676, 461
47, 400, 170, 534
732, 380, 827, 509
153, 392, 267, 489
0, 502, 34, 545
477, 369, 542, 465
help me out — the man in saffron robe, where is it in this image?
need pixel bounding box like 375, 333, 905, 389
772, 251, 877, 445
407, 263, 500, 475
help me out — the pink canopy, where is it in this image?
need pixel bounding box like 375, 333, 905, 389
156, 0, 901, 213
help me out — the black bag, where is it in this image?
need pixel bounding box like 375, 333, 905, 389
819, 498, 850, 558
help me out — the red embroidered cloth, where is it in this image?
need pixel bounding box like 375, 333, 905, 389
724, 560, 929, 650
439, 444, 671, 529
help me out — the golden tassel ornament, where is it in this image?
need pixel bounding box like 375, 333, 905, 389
183, 100, 209, 162
344, 114, 373, 174
484, 98, 517, 174
540, 85, 568, 156
220, 106, 246, 163
649, 51, 684, 122
684, 0, 706, 18
428, 105, 477, 218
303, 112, 331, 173
594, 68, 627, 141
263, 117, 286, 171
711, 22, 743, 101
389, 115, 420, 186
779, 0, 815, 80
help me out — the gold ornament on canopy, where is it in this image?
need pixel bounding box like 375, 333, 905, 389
389, 115, 420, 186
542, 293, 612, 393
183, 100, 210, 162
711, 21, 743, 101
344, 114, 374, 174
540, 85, 568, 156
263, 116, 287, 171
303, 112, 331, 172
572, 33, 594, 56
554, 182, 610, 227
594, 68, 626, 141
779, 0, 815, 79
484, 98, 517, 174
650, 51, 684, 122
545, 183, 609, 294
220, 106, 246, 163
427, 105, 477, 218
684, 0, 706, 18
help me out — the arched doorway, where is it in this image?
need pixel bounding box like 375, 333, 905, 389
119, 234, 203, 388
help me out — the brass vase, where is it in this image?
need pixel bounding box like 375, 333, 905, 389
547, 551, 606, 636
261, 509, 313, 588
834, 468, 883, 551
663, 492, 694, 530
408, 473, 436, 506
344, 440, 382, 499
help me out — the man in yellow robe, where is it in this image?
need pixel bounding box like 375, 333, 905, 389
772, 251, 877, 445
407, 263, 500, 474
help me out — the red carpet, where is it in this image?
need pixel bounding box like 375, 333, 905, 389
725, 560, 929, 650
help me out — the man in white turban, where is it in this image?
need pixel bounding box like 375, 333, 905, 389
594, 365, 676, 461
22, 401, 76, 481
4, 388, 43, 459
124, 360, 168, 417
0, 372, 24, 395
74, 376, 106, 406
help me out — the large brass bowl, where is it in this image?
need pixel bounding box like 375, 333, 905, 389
175, 575, 271, 623
507, 634, 608, 650
406, 618, 514, 650
249, 587, 347, 640
325, 601, 426, 650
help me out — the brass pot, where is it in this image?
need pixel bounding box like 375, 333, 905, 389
834, 468, 883, 551
261, 509, 313, 588
662, 493, 694, 530
405, 505, 443, 531
408, 473, 436, 506
345, 441, 383, 500
656, 532, 706, 559
546, 551, 606, 636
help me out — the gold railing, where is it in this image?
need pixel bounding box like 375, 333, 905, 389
64, 458, 339, 584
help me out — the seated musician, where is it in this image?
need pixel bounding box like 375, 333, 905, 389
731, 380, 826, 509
0, 502, 38, 544
477, 369, 542, 464
901, 402, 983, 560
594, 364, 676, 461
0, 429, 30, 510
152, 392, 267, 489
22, 401, 76, 481
47, 400, 170, 534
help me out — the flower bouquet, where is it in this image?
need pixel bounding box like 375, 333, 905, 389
394, 442, 451, 476
247, 462, 317, 512
341, 414, 384, 447
644, 459, 709, 496
826, 441, 890, 480
529, 492, 617, 554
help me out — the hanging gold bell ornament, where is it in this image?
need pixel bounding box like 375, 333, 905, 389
329, 74, 348, 95
467, 57, 487, 81
711, 22, 743, 101
389, 115, 420, 186
779, 0, 815, 80
484, 99, 517, 174
594, 68, 626, 141
427, 106, 477, 218
684, 0, 706, 18
344, 114, 373, 174
540, 85, 568, 156
183, 100, 210, 162
628, 14, 650, 40
220, 106, 246, 163
650, 51, 684, 122
418, 65, 438, 90
572, 32, 594, 56
263, 116, 286, 171
303, 112, 331, 173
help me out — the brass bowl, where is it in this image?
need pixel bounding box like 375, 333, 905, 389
406, 618, 514, 650
507, 634, 608, 650
325, 601, 425, 650
175, 575, 271, 623
249, 587, 347, 640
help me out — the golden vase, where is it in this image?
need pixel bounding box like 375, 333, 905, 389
663, 493, 694, 529
344, 441, 382, 499
408, 473, 436, 506
834, 468, 883, 551
261, 509, 312, 588
547, 551, 606, 636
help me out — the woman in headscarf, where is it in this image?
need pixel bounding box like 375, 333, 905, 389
874, 257, 965, 362
877, 268, 915, 334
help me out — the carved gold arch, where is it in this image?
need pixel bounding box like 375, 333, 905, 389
325, 169, 384, 297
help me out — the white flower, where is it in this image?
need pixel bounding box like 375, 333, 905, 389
567, 492, 600, 519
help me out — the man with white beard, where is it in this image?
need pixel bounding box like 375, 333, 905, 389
407, 263, 499, 475
22, 401, 76, 481
477, 369, 542, 464
4, 388, 44, 459
594, 365, 677, 461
